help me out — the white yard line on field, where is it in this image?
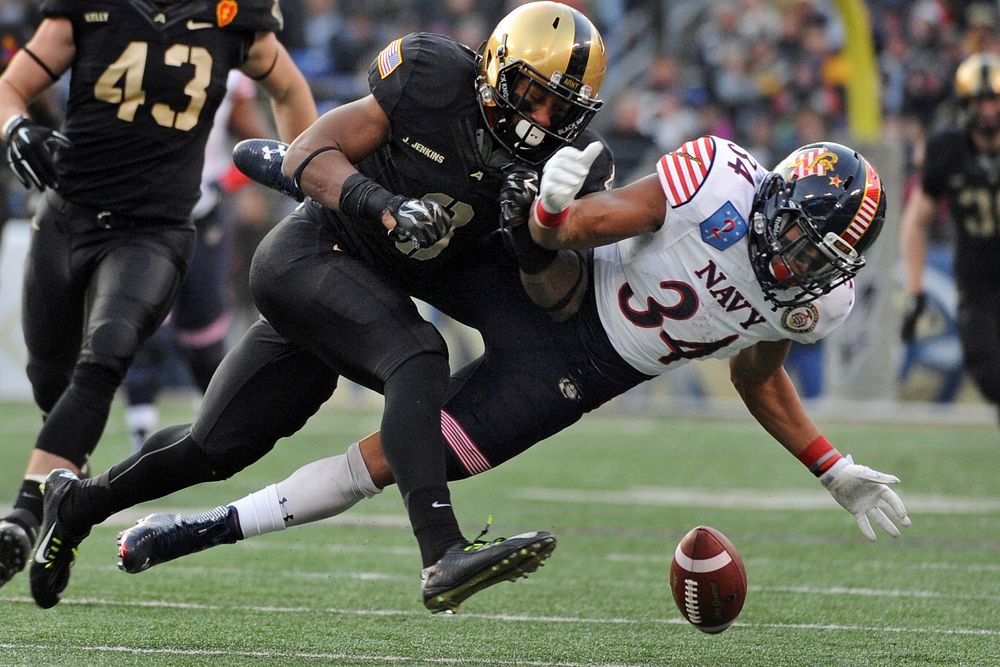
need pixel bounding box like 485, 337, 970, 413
4, 596, 1000, 637
0, 643, 635, 667
515, 487, 1000, 514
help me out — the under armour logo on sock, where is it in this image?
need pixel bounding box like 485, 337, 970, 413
279, 496, 294, 523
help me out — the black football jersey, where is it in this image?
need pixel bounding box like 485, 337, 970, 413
314, 32, 614, 282
922, 128, 1000, 291
41, 0, 281, 222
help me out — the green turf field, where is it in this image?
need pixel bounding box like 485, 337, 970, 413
1, 399, 998, 666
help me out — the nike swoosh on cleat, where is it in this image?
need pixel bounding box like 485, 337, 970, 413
430, 501, 451, 508
187, 20, 214, 30
33, 524, 57, 564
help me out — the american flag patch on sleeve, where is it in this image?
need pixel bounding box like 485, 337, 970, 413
377, 38, 403, 79
655, 136, 716, 208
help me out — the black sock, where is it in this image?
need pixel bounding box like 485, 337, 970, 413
58, 424, 218, 533
11, 480, 44, 528
406, 486, 464, 567
35, 362, 121, 468
380, 353, 464, 566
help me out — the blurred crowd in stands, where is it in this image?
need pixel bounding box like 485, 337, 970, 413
2, 0, 993, 232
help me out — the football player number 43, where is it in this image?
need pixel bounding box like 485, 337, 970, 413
94, 41, 211, 131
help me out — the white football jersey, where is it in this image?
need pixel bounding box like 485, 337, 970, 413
593, 136, 855, 377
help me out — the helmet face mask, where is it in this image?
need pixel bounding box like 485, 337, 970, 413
477, 2, 606, 165
749, 143, 886, 308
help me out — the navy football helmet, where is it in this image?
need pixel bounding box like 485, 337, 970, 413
749, 142, 886, 307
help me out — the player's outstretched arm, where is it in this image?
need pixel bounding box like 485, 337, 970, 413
529, 143, 665, 250
730, 341, 911, 541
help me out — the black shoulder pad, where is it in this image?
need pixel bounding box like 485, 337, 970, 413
40, 0, 73, 17
368, 32, 474, 112
221, 0, 283, 33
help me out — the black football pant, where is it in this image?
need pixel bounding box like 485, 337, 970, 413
22, 197, 195, 468
957, 289, 1000, 408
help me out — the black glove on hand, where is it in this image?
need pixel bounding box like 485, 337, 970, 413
232, 138, 305, 201
386, 197, 453, 256
3, 115, 71, 191
499, 165, 539, 231
900, 292, 927, 343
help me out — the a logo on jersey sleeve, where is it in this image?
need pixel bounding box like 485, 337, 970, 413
781, 303, 819, 333
700, 201, 747, 251
217, 0, 238, 27
656, 136, 716, 207
377, 38, 404, 79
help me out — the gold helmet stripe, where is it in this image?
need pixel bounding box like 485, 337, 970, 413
565, 9, 595, 84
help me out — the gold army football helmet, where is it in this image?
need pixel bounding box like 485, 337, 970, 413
954, 53, 1000, 134
954, 52, 1000, 100
476, 1, 607, 164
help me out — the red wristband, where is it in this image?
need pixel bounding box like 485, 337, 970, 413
534, 199, 568, 228
796, 435, 843, 477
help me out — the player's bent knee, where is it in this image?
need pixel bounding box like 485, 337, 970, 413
87, 320, 142, 371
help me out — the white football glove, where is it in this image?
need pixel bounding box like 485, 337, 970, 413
820, 455, 911, 541
538, 141, 603, 213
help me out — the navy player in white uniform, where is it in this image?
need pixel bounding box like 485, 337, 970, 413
27, 2, 612, 613
43, 136, 910, 609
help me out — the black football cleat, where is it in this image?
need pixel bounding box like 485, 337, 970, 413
29, 469, 90, 609
231, 139, 305, 201
117, 506, 241, 574
0, 518, 35, 589
421, 530, 556, 613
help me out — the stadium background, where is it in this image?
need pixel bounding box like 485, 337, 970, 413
1, 4, 999, 665
0, 0, 994, 422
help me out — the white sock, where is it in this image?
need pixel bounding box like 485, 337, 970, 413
230, 484, 287, 539
125, 404, 159, 453
231, 442, 382, 537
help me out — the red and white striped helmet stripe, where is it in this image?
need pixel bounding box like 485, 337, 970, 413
656, 136, 716, 208
842, 159, 882, 246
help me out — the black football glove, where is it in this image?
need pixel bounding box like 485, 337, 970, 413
498, 165, 539, 231
3, 115, 71, 191
900, 292, 927, 343
385, 197, 453, 256
231, 138, 305, 201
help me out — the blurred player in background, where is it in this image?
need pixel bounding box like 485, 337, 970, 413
36, 135, 909, 613
122, 71, 268, 453
0, 0, 316, 593
901, 52, 1000, 421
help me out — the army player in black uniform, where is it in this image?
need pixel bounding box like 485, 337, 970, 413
28, 2, 611, 613
0, 0, 317, 593
900, 52, 1000, 421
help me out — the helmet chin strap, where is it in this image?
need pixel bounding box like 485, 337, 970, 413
515, 119, 545, 147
